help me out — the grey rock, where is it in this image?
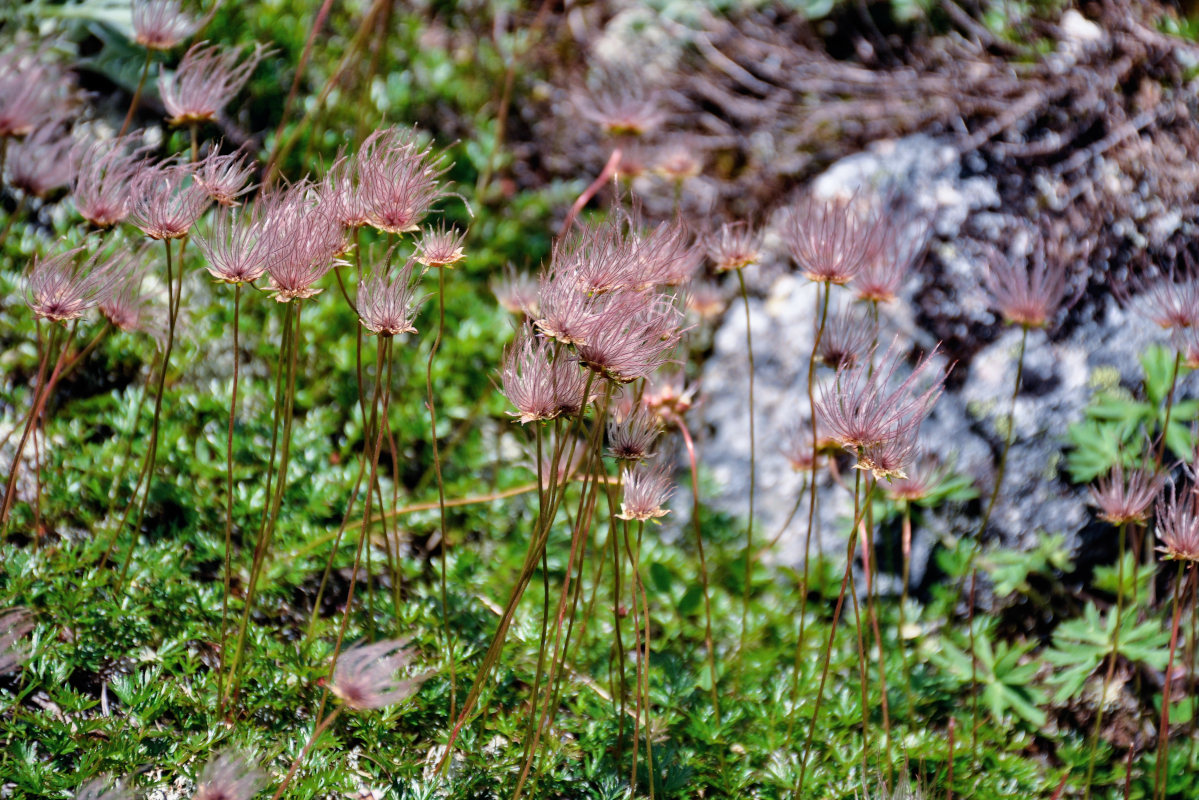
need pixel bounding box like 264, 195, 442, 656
696, 132, 1194, 578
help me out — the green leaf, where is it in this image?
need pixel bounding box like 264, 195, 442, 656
649, 562, 674, 595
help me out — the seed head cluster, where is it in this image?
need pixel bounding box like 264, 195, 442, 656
160, 42, 269, 127
815, 340, 944, 480
331, 639, 425, 711
357, 257, 426, 336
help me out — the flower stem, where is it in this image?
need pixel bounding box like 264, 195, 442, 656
270, 706, 342, 800
789, 281, 832, 742
217, 283, 241, 720
674, 413, 720, 722
1083, 522, 1127, 799
426, 264, 455, 721
735, 266, 756, 693
796, 468, 876, 796
1154, 562, 1191, 800
115, 238, 181, 591
119, 49, 153, 137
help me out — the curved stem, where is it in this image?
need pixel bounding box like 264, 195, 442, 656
735, 267, 756, 692
119, 49, 153, 137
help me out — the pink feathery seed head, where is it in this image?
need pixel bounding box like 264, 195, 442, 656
357, 256, 425, 336
634, 217, 701, 289
99, 246, 163, 338
331, 639, 427, 711
359, 126, 450, 235
816, 306, 877, 371
415, 223, 466, 268
643, 368, 698, 421
815, 338, 945, 456
321, 152, 371, 230
1091, 463, 1165, 526
72, 134, 153, 228
574, 72, 667, 138
575, 291, 684, 384
0, 607, 33, 675
686, 281, 726, 321
262, 182, 345, 301
74, 778, 131, 800
885, 448, 946, 502
500, 329, 589, 424
127, 159, 211, 240
983, 234, 1072, 330
783, 192, 884, 285
1156, 482, 1199, 564
1178, 324, 1199, 370
780, 419, 825, 473
1123, 266, 1199, 332
552, 218, 629, 296
533, 265, 600, 346
160, 41, 269, 127
132, 0, 203, 51
654, 138, 703, 182
492, 264, 539, 317
8, 119, 77, 199
27, 245, 129, 323
852, 205, 932, 304
856, 424, 919, 481
618, 462, 675, 521
193, 147, 255, 207
0, 45, 74, 139
192, 750, 265, 800
194, 198, 277, 285
707, 221, 762, 274
607, 405, 661, 462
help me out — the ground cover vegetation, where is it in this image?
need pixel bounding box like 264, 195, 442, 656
1, 0, 1199, 798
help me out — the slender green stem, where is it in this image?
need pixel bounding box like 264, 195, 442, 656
0, 193, 27, 252
227, 300, 300, 707
119, 49, 152, 137
789, 282, 832, 743
899, 503, 915, 715
426, 265, 455, 720
270, 707, 342, 800
116, 238, 181, 591
674, 413, 720, 722
1156, 350, 1182, 469
1, 325, 61, 529
311, 339, 391, 729
795, 470, 876, 796
1154, 562, 1190, 800
437, 373, 597, 769
98, 354, 157, 567
217, 284, 241, 720
1084, 523, 1127, 799
514, 386, 611, 800
735, 267, 756, 691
